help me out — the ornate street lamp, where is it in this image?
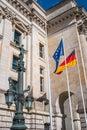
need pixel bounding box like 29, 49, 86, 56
5, 45, 34, 130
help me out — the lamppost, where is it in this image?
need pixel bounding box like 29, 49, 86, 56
5, 45, 33, 130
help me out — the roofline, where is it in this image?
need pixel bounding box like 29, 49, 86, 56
34, 0, 46, 13
47, 6, 78, 22
46, 0, 77, 14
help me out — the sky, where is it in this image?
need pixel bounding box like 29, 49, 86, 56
37, 0, 87, 11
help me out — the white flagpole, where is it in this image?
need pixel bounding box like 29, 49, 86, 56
48, 70, 53, 130
46, 30, 53, 130
63, 39, 75, 130
75, 48, 87, 127
76, 26, 87, 89
76, 26, 87, 127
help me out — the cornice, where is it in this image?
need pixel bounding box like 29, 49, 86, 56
7, 0, 31, 21
47, 6, 87, 34
46, 0, 76, 15
0, 5, 32, 35
31, 8, 46, 30
8, 0, 31, 13
4, 7, 16, 21
47, 7, 78, 30
32, 0, 45, 14
2, 0, 47, 31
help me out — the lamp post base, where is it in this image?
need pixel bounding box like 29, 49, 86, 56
10, 112, 27, 130
11, 124, 27, 130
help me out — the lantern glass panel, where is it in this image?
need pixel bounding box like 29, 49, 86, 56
25, 97, 33, 111
5, 90, 14, 108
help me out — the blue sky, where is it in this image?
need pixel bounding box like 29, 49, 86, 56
37, 0, 87, 11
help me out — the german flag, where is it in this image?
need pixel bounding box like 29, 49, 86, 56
55, 50, 77, 74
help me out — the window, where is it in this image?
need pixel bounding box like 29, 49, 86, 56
12, 55, 19, 70
39, 43, 44, 58
40, 67, 44, 92
40, 67, 44, 75
40, 77, 44, 92
14, 30, 21, 46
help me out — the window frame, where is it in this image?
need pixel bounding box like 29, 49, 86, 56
39, 43, 45, 59
12, 55, 19, 70
40, 66, 44, 92
40, 76, 44, 92
14, 29, 21, 46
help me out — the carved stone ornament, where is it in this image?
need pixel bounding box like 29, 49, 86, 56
2, 7, 16, 21
4, 0, 46, 31
0, 6, 4, 14
78, 21, 87, 35
26, 24, 32, 34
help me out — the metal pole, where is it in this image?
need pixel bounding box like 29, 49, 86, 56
63, 38, 75, 130
11, 45, 27, 130
76, 26, 87, 127
46, 28, 53, 130
76, 48, 87, 128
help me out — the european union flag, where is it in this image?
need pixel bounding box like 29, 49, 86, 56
53, 39, 64, 72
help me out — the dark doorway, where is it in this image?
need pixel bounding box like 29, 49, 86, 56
59, 91, 73, 130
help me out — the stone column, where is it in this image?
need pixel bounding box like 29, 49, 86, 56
71, 95, 81, 130
77, 24, 87, 130
77, 99, 87, 130
54, 113, 66, 130
73, 112, 81, 130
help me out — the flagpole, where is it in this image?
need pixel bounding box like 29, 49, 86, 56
46, 29, 53, 130
76, 26, 87, 89
76, 25, 87, 127
75, 48, 87, 127
48, 69, 53, 130
63, 39, 75, 130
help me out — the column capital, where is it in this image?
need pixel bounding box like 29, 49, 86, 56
77, 99, 87, 114
77, 20, 87, 35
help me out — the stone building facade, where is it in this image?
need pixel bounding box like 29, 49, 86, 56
0, 0, 87, 130
47, 0, 87, 130
0, 0, 50, 129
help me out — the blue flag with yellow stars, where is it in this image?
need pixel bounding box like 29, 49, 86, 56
53, 39, 64, 72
